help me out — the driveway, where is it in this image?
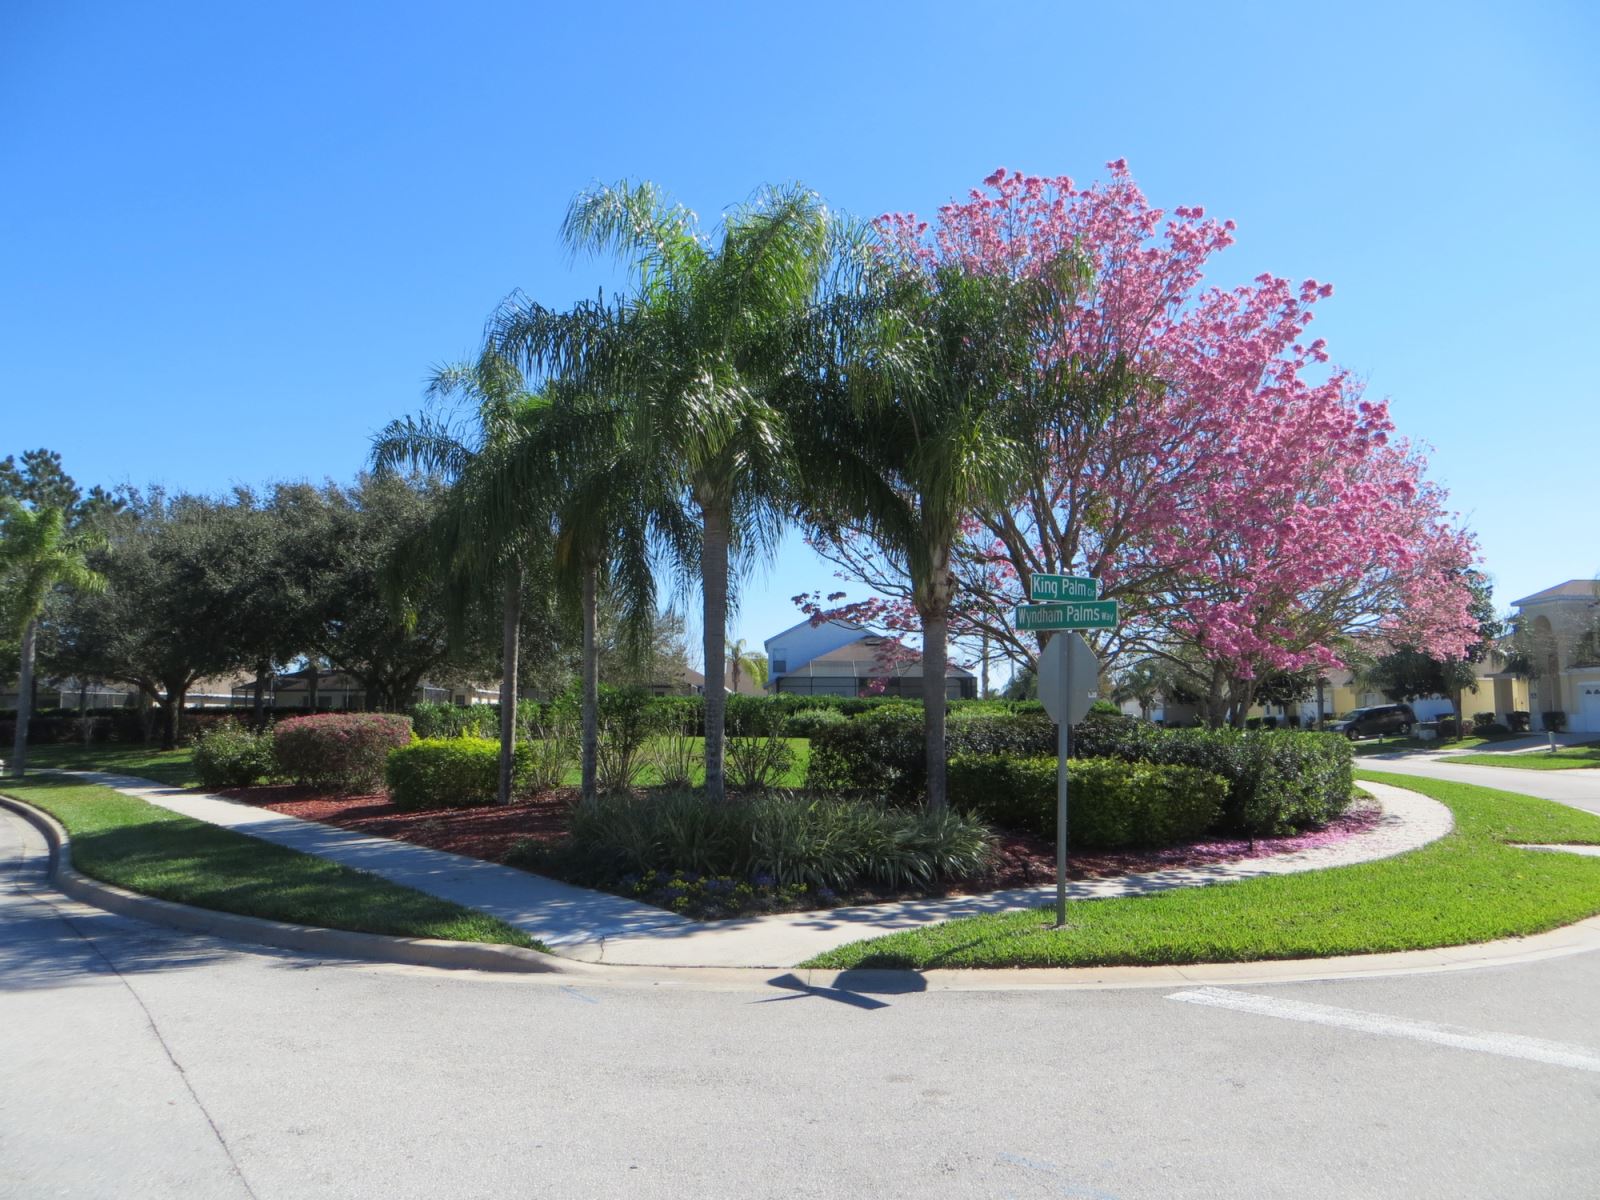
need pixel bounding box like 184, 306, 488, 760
5, 804, 1600, 1199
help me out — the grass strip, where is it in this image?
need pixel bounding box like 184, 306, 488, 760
3, 774, 543, 950
1447, 744, 1600, 771
801, 773, 1600, 970
1350, 734, 1505, 756
22, 742, 202, 787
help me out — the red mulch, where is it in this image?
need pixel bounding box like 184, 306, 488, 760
218, 784, 1378, 895
222, 784, 576, 862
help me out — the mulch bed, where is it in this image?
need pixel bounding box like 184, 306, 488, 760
223, 784, 1383, 900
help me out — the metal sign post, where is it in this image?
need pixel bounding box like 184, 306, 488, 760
1056, 636, 1072, 927
1036, 631, 1100, 928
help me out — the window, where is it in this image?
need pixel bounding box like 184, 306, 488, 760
772, 659, 787, 674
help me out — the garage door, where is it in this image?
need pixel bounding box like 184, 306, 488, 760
1579, 683, 1600, 734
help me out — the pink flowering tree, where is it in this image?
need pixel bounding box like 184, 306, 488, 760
803, 163, 1479, 725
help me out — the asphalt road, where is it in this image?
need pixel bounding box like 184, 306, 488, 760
1356, 752, 1600, 815
5, 808, 1600, 1200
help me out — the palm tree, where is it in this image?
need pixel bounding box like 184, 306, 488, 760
490, 182, 833, 801
389, 337, 685, 805
727, 636, 759, 695
373, 358, 539, 806
791, 261, 1066, 810
1, 499, 105, 777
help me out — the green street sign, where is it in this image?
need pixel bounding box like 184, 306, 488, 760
1029, 573, 1099, 602
1014, 599, 1119, 631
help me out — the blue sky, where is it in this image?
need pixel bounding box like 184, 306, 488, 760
2, 1, 1595, 666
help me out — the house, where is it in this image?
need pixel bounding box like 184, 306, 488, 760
2, 674, 253, 711
1508, 579, 1600, 733
232, 669, 498, 711
1116, 651, 1531, 730
764, 618, 977, 700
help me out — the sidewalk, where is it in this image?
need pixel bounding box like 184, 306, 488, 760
67, 772, 1454, 969
69, 772, 691, 951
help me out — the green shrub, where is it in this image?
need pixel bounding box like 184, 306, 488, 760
947, 754, 1226, 849
805, 708, 1056, 799
1542, 710, 1568, 733
273, 713, 413, 792
192, 718, 277, 789
649, 724, 698, 790
727, 734, 796, 792
407, 702, 499, 740
385, 737, 530, 810
1071, 716, 1352, 836
783, 707, 847, 738
550, 790, 994, 894
516, 722, 576, 794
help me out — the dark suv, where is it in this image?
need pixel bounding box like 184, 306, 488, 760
1328, 704, 1415, 740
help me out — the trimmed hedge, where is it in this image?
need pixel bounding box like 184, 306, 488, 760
274, 713, 413, 792
947, 754, 1226, 849
805, 707, 1056, 799
1072, 716, 1353, 835
808, 710, 1351, 836
385, 737, 531, 810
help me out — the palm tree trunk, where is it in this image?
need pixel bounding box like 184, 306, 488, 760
922, 608, 950, 811
497, 562, 522, 807
580, 559, 599, 805
10, 618, 36, 777
701, 501, 730, 803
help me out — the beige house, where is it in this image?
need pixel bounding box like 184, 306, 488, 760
1510, 579, 1600, 733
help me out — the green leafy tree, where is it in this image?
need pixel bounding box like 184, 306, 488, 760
306, 474, 492, 714
1, 499, 106, 774
50, 491, 254, 748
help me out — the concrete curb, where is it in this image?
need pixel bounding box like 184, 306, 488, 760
0, 792, 596, 977
7, 782, 1600, 992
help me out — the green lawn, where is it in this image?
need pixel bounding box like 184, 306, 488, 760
1449, 743, 1600, 771
802, 772, 1600, 970
1350, 733, 1507, 756
2, 774, 543, 949
20, 742, 202, 787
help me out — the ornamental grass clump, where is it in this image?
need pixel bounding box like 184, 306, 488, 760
273, 713, 412, 793
549, 789, 994, 899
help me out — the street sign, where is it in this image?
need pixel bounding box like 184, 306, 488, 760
1014, 599, 1118, 631
1029, 573, 1099, 602
1037, 631, 1101, 726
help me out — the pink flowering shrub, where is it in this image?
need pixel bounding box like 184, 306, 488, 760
273, 713, 413, 792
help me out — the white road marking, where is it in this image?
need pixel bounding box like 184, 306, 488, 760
1168, 987, 1600, 1074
